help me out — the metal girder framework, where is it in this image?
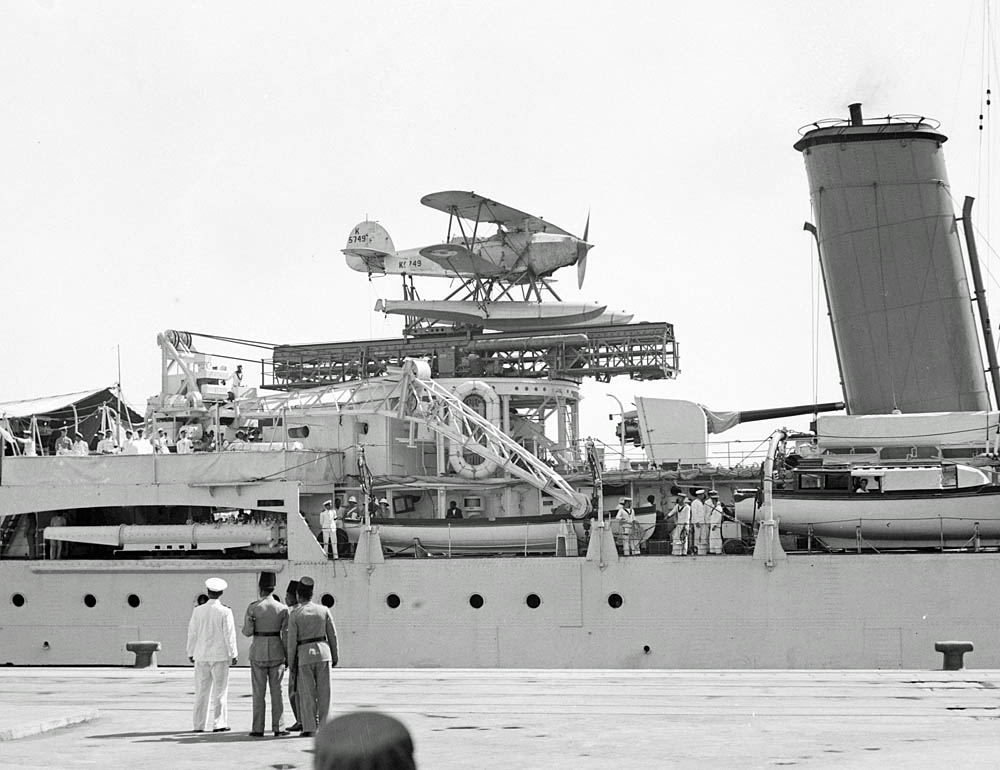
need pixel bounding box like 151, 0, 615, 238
266, 322, 678, 388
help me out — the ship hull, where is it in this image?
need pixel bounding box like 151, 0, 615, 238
3, 552, 998, 669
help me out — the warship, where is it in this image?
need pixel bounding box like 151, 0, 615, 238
2, 104, 999, 669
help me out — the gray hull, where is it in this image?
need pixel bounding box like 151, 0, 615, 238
2, 552, 996, 669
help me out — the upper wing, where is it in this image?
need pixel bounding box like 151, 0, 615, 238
420, 191, 572, 236
418, 243, 507, 277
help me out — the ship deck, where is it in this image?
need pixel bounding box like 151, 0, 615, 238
1, 667, 997, 768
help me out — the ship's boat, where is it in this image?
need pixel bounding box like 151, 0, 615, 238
735, 458, 1000, 550
341, 511, 657, 556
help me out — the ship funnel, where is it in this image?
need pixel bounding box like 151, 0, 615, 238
795, 110, 989, 414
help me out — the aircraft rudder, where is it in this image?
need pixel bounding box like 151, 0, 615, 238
343, 220, 396, 272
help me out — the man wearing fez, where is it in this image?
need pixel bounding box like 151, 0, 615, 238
187, 576, 238, 732
284, 579, 302, 731
242, 571, 290, 737
286, 576, 339, 736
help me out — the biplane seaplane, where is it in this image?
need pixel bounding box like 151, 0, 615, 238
342, 191, 633, 333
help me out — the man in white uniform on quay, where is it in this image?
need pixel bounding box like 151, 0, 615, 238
187, 576, 238, 732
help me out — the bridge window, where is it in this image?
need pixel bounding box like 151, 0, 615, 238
321, 593, 335, 607
943, 447, 985, 459
11, 593, 25, 607
84, 594, 97, 608
880, 446, 913, 461
824, 474, 850, 491
607, 593, 623, 609
469, 593, 484, 609
525, 594, 541, 609
386, 593, 401, 609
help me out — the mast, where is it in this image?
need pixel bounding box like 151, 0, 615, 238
960, 196, 1000, 409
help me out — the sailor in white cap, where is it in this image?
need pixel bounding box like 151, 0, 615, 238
691, 488, 709, 555
319, 501, 336, 559
707, 490, 725, 554
187, 577, 239, 732
670, 493, 692, 556
376, 497, 391, 518
615, 497, 638, 556
13, 428, 37, 457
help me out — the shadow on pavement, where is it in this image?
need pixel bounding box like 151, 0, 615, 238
87, 729, 303, 745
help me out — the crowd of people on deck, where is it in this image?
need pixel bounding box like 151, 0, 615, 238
6, 424, 268, 457
614, 487, 731, 556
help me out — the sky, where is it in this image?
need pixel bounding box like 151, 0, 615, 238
2, 0, 999, 461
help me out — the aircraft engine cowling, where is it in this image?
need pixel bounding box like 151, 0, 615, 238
526, 232, 580, 275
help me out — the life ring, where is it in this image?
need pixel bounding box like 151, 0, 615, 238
449, 380, 501, 479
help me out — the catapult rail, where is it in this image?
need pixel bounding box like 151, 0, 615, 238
266, 321, 679, 388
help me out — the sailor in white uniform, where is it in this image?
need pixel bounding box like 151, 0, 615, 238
707, 490, 724, 555
319, 500, 337, 559
176, 429, 194, 454
13, 429, 37, 457
614, 498, 638, 555
71, 432, 89, 456
187, 577, 238, 732
691, 488, 709, 555
670, 493, 691, 556
96, 430, 117, 454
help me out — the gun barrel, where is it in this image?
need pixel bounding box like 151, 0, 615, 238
737, 402, 844, 424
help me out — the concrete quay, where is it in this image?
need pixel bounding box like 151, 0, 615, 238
0, 667, 997, 769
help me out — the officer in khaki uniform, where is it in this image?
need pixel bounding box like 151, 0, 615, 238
286, 576, 338, 736
283, 580, 302, 731
241, 571, 290, 737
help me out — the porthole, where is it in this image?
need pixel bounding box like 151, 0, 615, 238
525, 593, 541, 609
84, 594, 97, 608
196, 593, 208, 606
607, 593, 623, 609
386, 593, 401, 609
469, 593, 484, 609
127, 594, 141, 608
321, 593, 335, 608
11, 593, 25, 607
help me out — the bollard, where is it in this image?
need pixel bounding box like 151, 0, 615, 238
934, 640, 974, 671
126, 640, 162, 669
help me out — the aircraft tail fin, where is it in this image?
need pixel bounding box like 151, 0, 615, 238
343, 221, 396, 273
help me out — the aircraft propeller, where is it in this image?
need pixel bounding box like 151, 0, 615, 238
576, 211, 593, 289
